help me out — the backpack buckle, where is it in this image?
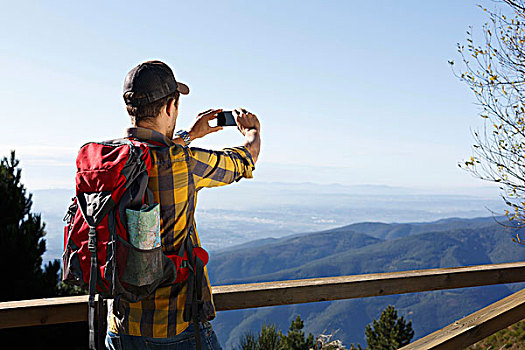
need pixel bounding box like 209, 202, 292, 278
88, 227, 97, 253
63, 198, 78, 224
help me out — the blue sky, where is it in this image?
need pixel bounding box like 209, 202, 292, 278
0, 0, 504, 192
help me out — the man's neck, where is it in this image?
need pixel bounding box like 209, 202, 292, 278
133, 109, 177, 139
135, 121, 172, 139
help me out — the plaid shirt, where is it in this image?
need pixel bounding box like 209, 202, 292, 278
108, 127, 254, 338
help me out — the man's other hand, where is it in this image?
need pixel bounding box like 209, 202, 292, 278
234, 108, 261, 163
188, 109, 224, 140
234, 108, 261, 135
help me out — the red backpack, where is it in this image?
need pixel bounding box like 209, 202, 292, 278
62, 138, 208, 349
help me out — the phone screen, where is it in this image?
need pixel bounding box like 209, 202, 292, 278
217, 111, 237, 126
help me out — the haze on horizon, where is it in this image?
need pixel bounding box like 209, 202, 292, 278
0, 0, 503, 196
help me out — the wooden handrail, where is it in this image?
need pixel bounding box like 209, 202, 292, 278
400, 287, 525, 350
1, 261, 525, 330
212, 261, 525, 310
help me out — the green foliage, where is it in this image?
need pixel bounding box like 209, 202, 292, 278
259, 324, 281, 350
240, 331, 260, 350
56, 280, 88, 296
453, 0, 525, 234
350, 305, 414, 350
239, 316, 315, 350
279, 316, 315, 350
238, 308, 413, 350
0, 151, 88, 349
0, 151, 61, 301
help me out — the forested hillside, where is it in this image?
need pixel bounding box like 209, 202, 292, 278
207, 217, 525, 348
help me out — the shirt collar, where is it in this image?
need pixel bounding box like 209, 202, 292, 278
125, 127, 174, 146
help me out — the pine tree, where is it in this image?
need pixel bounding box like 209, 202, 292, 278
279, 316, 315, 350
0, 151, 60, 301
259, 324, 281, 350
351, 305, 414, 350
239, 316, 315, 350
240, 331, 260, 350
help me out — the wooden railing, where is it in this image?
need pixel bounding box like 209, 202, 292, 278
2, 261, 525, 349
401, 287, 525, 350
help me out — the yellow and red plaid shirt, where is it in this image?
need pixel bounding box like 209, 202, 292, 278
108, 127, 254, 338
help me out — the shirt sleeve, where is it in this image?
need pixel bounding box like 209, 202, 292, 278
188, 146, 255, 190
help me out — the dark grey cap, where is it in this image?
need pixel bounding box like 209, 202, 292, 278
123, 60, 189, 106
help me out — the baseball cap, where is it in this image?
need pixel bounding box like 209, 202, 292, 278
123, 60, 190, 106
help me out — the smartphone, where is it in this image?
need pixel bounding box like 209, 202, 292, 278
216, 111, 237, 127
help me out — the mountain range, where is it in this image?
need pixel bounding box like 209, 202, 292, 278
206, 216, 525, 348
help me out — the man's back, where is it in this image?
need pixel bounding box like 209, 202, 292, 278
108, 126, 255, 338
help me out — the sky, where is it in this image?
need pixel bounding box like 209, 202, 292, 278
0, 0, 507, 193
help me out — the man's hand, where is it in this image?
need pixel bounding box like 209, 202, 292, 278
234, 108, 261, 135
234, 108, 261, 163
187, 109, 224, 141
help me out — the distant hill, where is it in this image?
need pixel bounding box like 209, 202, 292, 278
207, 217, 525, 348
211, 216, 506, 253
336, 216, 505, 240
210, 230, 381, 283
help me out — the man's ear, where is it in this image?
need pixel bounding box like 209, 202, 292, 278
166, 98, 179, 117
165, 99, 173, 117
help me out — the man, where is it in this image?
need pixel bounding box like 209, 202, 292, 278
105, 60, 261, 349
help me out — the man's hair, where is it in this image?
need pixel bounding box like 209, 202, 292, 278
125, 92, 179, 124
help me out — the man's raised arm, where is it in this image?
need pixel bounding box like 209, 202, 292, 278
235, 108, 261, 164
173, 108, 261, 164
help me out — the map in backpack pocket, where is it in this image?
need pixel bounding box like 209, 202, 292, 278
126, 204, 161, 249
